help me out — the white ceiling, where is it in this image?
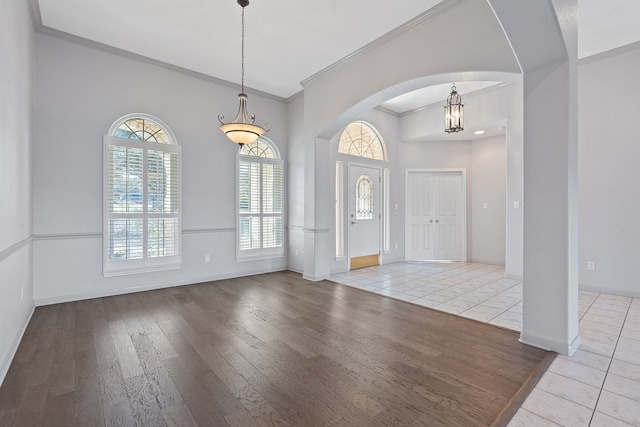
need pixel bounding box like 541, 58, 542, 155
381, 81, 502, 114
37, 0, 444, 99
37, 0, 640, 109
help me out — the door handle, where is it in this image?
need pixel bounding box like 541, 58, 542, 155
351, 221, 357, 225
430, 219, 433, 223
435, 220, 439, 223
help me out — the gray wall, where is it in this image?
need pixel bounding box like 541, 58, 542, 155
471, 136, 506, 265
578, 45, 640, 297
400, 140, 474, 261
0, 0, 34, 383
399, 137, 507, 265
32, 32, 289, 304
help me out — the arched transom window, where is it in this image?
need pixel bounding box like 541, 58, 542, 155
239, 139, 277, 158
112, 117, 174, 144
338, 121, 386, 160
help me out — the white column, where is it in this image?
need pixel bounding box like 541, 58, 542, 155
487, 0, 579, 355
303, 137, 332, 281
519, 60, 580, 355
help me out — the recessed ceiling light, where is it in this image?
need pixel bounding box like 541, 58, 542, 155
474, 130, 485, 135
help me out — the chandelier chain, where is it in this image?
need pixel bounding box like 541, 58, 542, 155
218, 0, 270, 145
241, 6, 245, 93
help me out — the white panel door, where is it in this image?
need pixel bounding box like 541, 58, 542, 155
406, 171, 465, 261
406, 173, 435, 260
349, 165, 381, 258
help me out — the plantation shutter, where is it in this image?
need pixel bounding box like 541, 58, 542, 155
104, 136, 181, 275
262, 162, 283, 248
238, 159, 261, 250
237, 149, 283, 259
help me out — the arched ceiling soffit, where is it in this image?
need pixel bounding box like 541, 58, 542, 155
308, 0, 521, 140
319, 71, 519, 140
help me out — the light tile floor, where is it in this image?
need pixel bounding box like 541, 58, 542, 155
330, 261, 640, 426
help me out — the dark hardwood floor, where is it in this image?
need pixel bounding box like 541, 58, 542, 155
0, 271, 553, 426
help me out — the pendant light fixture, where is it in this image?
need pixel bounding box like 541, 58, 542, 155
218, 0, 270, 146
444, 84, 464, 133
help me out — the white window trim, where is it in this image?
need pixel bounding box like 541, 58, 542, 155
236, 149, 284, 262
383, 167, 390, 253
103, 117, 182, 276
335, 161, 345, 260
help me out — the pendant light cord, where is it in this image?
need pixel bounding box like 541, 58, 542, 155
241, 6, 245, 94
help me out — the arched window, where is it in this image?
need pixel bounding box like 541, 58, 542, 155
355, 175, 375, 220
239, 139, 277, 158
338, 121, 386, 160
237, 138, 283, 259
104, 114, 181, 275
112, 117, 174, 143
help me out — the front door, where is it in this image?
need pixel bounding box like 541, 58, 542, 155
406, 171, 466, 261
349, 165, 381, 269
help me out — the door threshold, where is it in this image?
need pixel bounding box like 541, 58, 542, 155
350, 254, 379, 270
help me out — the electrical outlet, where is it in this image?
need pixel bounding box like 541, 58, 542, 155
514, 201, 520, 209
295, 249, 299, 256
587, 261, 595, 271
204, 254, 211, 264
394, 243, 398, 249
483, 203, 488, 209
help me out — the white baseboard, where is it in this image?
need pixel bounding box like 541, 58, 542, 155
380, 256, 404, 265
520, 331, 581, 356
0, 304, 35, 387
302, 273, 330, 282
579, 284, 640, 299
34, 267, 287, 306
287, 266, 303, 274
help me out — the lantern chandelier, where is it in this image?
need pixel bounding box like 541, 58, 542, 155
218, 0, 270, 146
444, 84, 464, 133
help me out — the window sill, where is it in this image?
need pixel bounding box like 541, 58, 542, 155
236, 248, 284, 263
103, 263, 181, 277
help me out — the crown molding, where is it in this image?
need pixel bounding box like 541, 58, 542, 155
578, 40, 640, 66
28, 0, 42, 31
374, 105, 401, 117
30, 3, 287, 104
300, 0, 463, 88
285, 89, 304, 104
